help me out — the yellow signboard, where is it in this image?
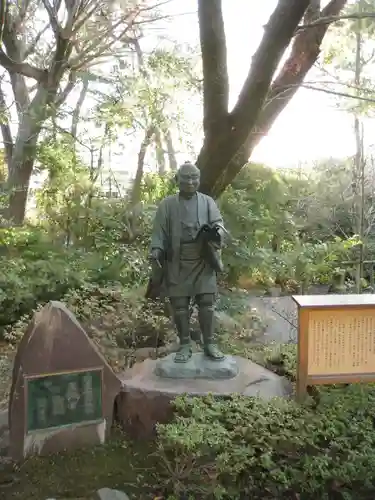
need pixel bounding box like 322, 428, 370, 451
292, 294, 375, 400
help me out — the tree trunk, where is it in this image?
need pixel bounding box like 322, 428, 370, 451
131, 126, 155, 205
5, 85, 57, 224
155, 128, 166, 175
71, 75, 90, 162
353, 1, 364, 293
0, 84, 13, 168
6, 122, 41, 224
197, 0, 347, 197
165, 129, 177, 171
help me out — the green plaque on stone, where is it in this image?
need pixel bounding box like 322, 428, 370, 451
26, 369, 103, 433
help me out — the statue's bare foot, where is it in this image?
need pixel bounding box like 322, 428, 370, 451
174, 344, 192, 363
204, 343, 225, 361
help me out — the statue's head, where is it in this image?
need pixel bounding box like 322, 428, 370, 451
176, 161, 200, 197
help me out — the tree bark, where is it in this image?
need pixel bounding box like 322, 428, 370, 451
197, 0, 347, 197
6, 86, 52, 224
165, 129, 177, 171
154, 128, 166, 175
131, 126, 155, 205
0, 0, 150, 223
353, 1, 364, 293
0, 0, 75, 223
0, 82, 13, 167
71, 74, 90, 150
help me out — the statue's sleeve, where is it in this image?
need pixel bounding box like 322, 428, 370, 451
150, 200, 168, 251
208, 196, 224, 226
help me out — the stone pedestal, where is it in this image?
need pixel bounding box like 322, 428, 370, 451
155, 352, 239, 379
116, 353, 293, 439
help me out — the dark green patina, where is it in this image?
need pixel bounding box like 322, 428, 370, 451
26, 369, 102, 432
149, 161, 227, 364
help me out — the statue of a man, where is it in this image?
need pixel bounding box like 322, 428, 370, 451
149, 161, 226, 363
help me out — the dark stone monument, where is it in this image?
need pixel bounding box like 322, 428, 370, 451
9, 301, 121, 461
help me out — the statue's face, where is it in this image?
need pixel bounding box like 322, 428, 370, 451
177, 164, 200, 196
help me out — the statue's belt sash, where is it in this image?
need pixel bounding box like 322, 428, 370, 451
179, 241, 202, 261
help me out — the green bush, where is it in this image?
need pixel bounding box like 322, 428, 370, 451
156, 385, 375, 499
0, 222, 149, 338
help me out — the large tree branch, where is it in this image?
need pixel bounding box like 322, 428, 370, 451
0, 3, 46, 82
230, 0, 310, 135
54, 70, 76, 108
71, 73, 89, 139
247, 0, 347, 151
198, 0, 349, 196
1, 8, 31, 115
220, 0, 347, 189
0, 50, 46, 81
197, 0, 229, 136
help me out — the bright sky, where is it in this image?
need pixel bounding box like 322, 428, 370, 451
164, 0, 358, 168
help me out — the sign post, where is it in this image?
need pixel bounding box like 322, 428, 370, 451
292, 294, 375, 401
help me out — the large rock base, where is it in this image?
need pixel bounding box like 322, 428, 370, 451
116, 355, 293, 439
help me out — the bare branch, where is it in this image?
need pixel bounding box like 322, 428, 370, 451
54, 71, 76, 108
23, 23, 50, 60
301, 83, 375, 103
71, 1, 99, 34
298, 11, 375, 31
16, 0, 32, 29
64, 0, 82, 34
41, 0, 61, 37
71, 73, 89, 138
69, 16, 132, 70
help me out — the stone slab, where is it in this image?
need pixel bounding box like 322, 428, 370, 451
116, 355, 293, 439
154, 352, 239, 379
9, 301, 121, 461
93, 488, 130, 500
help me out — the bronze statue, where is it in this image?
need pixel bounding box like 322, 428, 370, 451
149, 161, 226, 363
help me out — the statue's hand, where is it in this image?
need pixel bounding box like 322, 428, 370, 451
150, 248, 163, 265
213, 225, 226, 247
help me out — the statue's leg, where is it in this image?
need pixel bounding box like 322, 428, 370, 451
170, 296, 192, 363
195, 293, 225, 360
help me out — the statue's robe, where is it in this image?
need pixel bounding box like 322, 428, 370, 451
150, 192, 223, 297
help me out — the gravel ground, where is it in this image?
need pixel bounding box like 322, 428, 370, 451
248, 296, 298, 344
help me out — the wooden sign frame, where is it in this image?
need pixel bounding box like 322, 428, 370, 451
292, 294, 375, 401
